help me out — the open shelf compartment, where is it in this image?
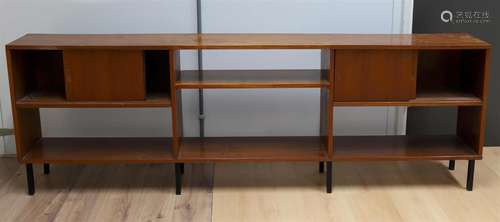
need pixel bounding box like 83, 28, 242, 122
178, 137, 328, 162
175, 69, 330, 89
415, 49, 486, 105
22, 138, 175, 164
9, 50, 66, 101
333, 49, 487, 107
144, 50, 171, 100
333, 135, 480, 161
14, 49, 172, 108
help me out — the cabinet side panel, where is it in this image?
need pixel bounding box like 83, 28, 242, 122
6, 49, 42, 162
457, 49, 490, 156
63, 50, 145, 101
170, 50, 183, 157
320, 49, 334, 159
457, 107, 484, 155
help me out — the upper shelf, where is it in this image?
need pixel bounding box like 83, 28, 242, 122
6, 33, 490, 50
175, 69, 330, 89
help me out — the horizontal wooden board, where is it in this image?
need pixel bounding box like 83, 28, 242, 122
176, 70, 330, 88
16, 92, 170, 108
6, 33, 490, 50
334, 135, 480, 161
22, 138, 175, 164
178, 137, 328, 162
334, 91, 482, 107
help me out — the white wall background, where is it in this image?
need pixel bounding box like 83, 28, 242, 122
0, 0, 413, 154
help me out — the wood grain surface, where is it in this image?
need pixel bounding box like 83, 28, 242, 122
176, 69, 329, 89
0, 159, 213, 222
212, 148, 500, 222
7, 33, 490, 50
63, 50, 145, 101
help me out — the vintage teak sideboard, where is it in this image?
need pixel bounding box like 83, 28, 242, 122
5, 33, 490, 195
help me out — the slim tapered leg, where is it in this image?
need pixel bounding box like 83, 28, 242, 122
43, 163, 50, 175
26, 164, 35, 195
448, 160, 455, 170
326, 161, 332, 193
180, 163, 184, 174
467, 160, 475, 191
319, 162, 324, 173
175, 163, 182, 195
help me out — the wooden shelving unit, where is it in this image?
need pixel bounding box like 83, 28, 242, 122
6, 33, 490, 195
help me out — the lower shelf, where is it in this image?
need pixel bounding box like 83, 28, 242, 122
22, 138, 174, 164
334, 135, 480, 161
21, 136, 479, 164
178, 137, 328, 162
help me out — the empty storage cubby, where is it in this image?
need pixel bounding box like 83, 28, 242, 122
416, 50, 487, 101
144, 50, 171, 98
9, 50, 65, 100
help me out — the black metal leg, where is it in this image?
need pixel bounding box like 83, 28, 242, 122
43, 163, 50, 175
26, 164, 35, 195
326, 161, 332, 193
467, 160, 475, 191
319, 162, 324, 173
180, 163, 184, 174
175, 163, 182, 195
448, 160, 455, 170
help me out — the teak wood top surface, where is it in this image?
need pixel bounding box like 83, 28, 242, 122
6, 33, 490, 50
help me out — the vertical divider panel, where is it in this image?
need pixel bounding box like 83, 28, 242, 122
170, 50, 183, 157
6, 49, 42, 162
457, 49, 490, 155
320, 49, 334, 159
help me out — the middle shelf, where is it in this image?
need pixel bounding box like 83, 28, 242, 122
16, 92, 171, 108
334, 91, 483, 107
175, 69, 330, 89
20, 135, 479, 164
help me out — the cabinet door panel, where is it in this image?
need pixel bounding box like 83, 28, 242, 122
334, 50, 417, 101
63, 50, 145, 101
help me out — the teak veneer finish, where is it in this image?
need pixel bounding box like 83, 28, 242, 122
7, 33, 489, 50
23, 138, 174, 164
5, 33, 490, 194
176, 69, 330, 89
63, 50, 146, 101
16, 92, 171, 108
178, 137, 327, 162
334, 92, 483, 107
334, 50, 417, 101
334, 136, 480, 161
